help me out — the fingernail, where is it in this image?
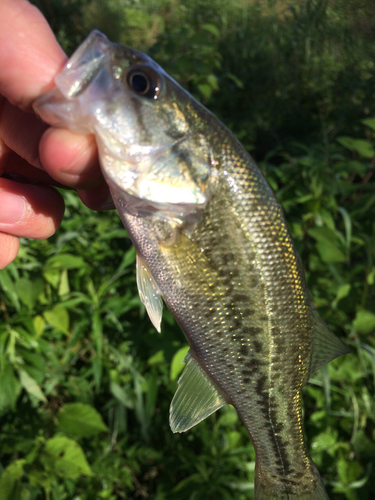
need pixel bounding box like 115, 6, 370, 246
0, 191, 26, 223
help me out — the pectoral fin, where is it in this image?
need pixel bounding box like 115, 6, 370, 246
308, 312, 352, 379
136, 253, 163, 333
170, 353, 227, 433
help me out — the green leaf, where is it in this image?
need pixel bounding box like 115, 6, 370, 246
201, 23, 220, 38
227, 430, 242, 448
335, 283, 351, 302
43, 268, 60, 288
197, 84, 212, 99
217, 407, 239, 427
338, 206, 352, 250
308, 226, 339, 244
352, 430, 375, 461
206, 74, 219, 90
361, 117, 375, 131
337, 136, 375, 158
15, 277, 44, 309
18, 368, 47, 402
337, 457, 362, 485
28, 469, 51, 493
45, 253, 86, 270
311, 430, 338, 454
344, 159, 366, 176
353, 310, 375, 335
316, 241, 347, 263
0, 459, 25, 500
44, 436, 93, 478
33, 315, 45, 337
58, 268, 70, 296
120, 245, 136, 269
148, 350, 165, 365
43, 305, 70, 334
367, 268, 375, 285
57, 403, 108, 438
308, 227, 347, 263
0, 364, 22, 413
0, 268, 20, 310
225, 72, 244, 89
170, 345, 190, 381
110, 381, 134, 408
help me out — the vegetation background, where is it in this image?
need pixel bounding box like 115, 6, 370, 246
0, 0, 375, 498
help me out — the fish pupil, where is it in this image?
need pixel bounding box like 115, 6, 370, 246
126, 66, 161, 99
131, 73, 148, 93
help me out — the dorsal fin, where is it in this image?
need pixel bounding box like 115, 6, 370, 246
308, 312, 351, 380
170, 353, 227, 433
136, 253, 163, 333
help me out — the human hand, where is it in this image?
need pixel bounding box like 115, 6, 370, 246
0, 0, 111, 269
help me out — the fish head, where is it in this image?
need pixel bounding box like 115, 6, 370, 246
34, 31, 214, 221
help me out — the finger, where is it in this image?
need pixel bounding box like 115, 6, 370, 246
39, 127, 104, 189
77, 183, 112, 211
0, 178, 64, 239
0, 97, 46, 170
0, 100, 104, 189
0, 117, 110, 208
0, 87, 105, 192
0, 154, 71, 188
0, 0, 67, 110
0, 150, 111, 211
1, 94, 104, 191
0, 232, 20, 270
0, 1, 107, 199
0, 134, 68, 188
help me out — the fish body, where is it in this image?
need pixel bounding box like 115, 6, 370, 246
34, 31, 350, 500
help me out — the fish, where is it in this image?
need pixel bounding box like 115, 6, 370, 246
34, 30, 351, 500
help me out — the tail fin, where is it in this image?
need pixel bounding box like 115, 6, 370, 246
254, 463, 329, 500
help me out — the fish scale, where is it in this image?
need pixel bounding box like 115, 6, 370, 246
34, 30, 351, 500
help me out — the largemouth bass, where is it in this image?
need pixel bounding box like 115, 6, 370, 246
34, 31, 350, 500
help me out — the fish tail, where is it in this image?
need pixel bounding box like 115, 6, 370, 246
254, 462, 330, 500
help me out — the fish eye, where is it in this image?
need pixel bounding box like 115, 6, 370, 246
126, 65, 161, 99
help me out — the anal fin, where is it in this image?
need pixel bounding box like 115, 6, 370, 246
170, 353, 227, 433
136, 253, 163, 333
